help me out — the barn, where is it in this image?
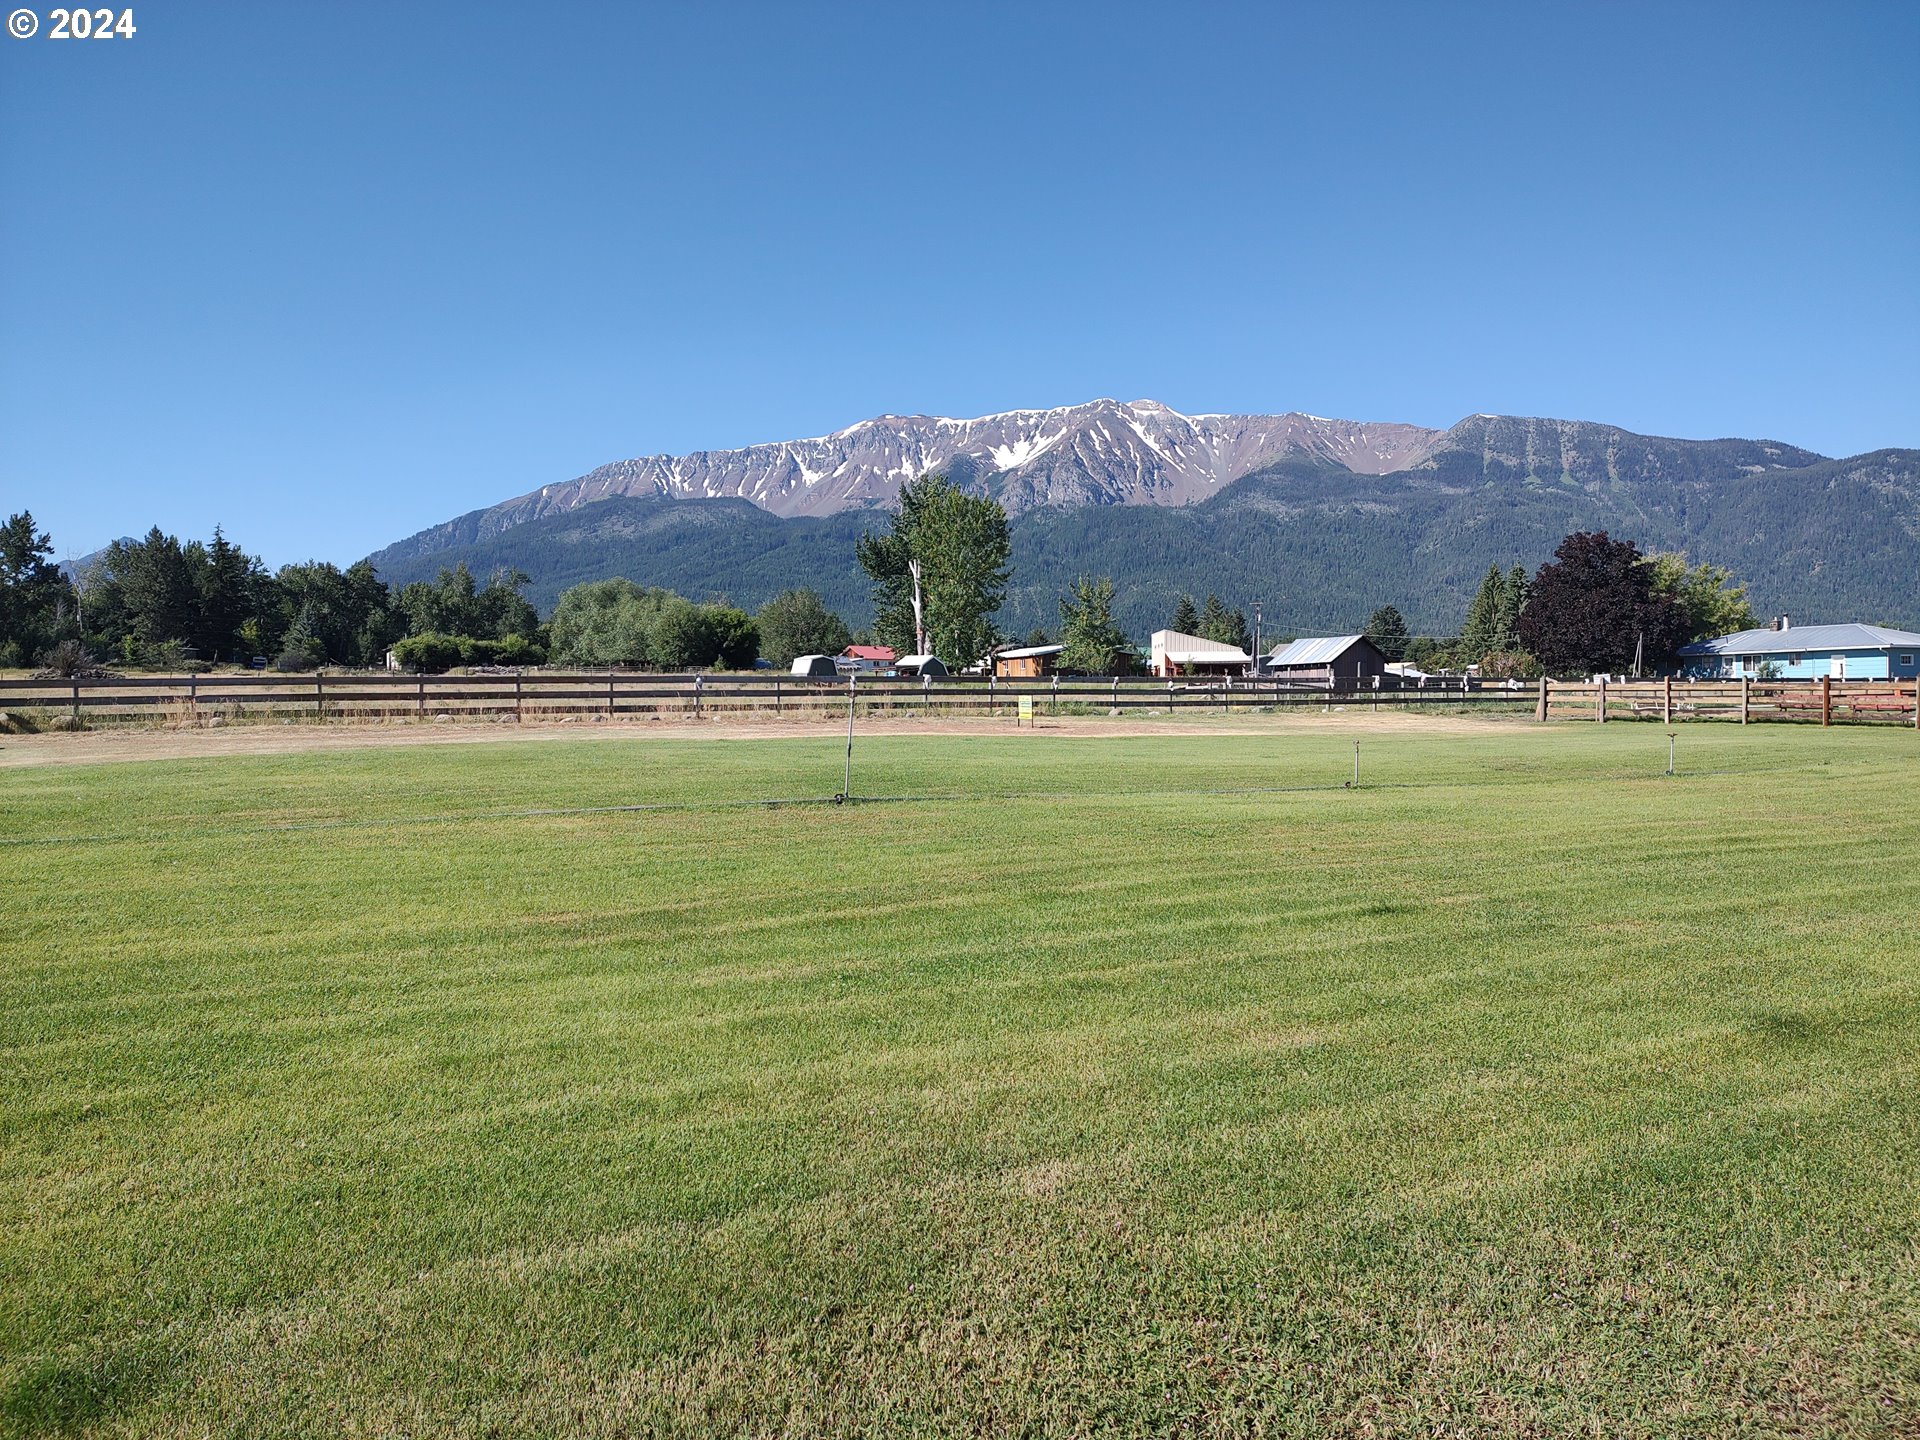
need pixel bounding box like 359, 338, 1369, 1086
1264, 634, 1389, 689
993, 644, 1066, 679
1149, 630, 1251, 678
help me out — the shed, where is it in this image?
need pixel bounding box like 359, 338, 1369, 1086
1264, 634, 1388, 689
1149, 630, 1250, 678
1677, 621, 1920, 680
993, 643, 1065, 679
896, 654, 948, 678
790, 654, 837, 678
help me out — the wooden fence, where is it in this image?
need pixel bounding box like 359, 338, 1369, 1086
0, 671, 1914, 728
1536, 674, 1920, 728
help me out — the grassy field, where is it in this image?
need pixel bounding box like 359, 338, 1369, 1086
4, 718, 1919, 1437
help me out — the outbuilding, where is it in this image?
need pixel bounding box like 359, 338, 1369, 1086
1264, 634, 1389, 689
896, 654, 948, 678
839, 644, 896, 673
1677, 620, 1920, 680
993, 643, 1065, 678
1149, 630, 1250, 678
790, 654, 838, 678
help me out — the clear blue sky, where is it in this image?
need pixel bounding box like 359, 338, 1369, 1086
3, 0, 1915, 567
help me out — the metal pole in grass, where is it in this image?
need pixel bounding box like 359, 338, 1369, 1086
838, 675, 855, 802
1667, 731, 1676, 776
1353, 740, 1360, 787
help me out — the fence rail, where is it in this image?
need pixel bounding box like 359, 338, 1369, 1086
1, 671, 1915, 728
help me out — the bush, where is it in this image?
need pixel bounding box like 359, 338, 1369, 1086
495, 633, 547, 666
1480, 650, 1540, 681
274, 638, 327, 672
458, 637, 503, 667
33, 639, 95, 679
391, 633, 464, 674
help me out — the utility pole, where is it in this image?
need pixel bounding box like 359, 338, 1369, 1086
1252, 600, 1262, 675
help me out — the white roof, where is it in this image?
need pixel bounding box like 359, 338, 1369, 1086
1267, 634, 1368, 667
1679, 623, 1920, 657
997, 644, 1066, 659
1151, 630, 1250, 665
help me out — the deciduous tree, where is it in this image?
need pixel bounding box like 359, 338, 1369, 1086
755, 588, 851, 666
855, 474, 1010, 667
1516, 532, 1686, 675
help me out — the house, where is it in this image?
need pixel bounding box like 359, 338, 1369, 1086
839, 644, 896, 674
1264, 634, 1389, 689
1676, 619, 1920, 680
896, 654, 948, 678
790, 654, 837, 678
993, 643, 1065, 679
1149, 630, 1251, 678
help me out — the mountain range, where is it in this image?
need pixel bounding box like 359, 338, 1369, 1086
366, 400, 1920, 639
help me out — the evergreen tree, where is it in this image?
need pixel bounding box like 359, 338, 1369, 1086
1497, 565, 1530, 651
196, 527, 261, 663
108, 529, 200, 658
1458, 565, 1507, 663
275, 601, 327, 671
1057, 575, 1129, 674
1197, 593, 1232, 644
1365, 604, 1411, 661
0, 511, 72, 665
1170, 594, 1199, 635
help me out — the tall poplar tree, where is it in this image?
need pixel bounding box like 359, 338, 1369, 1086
855, 474, 1010, 667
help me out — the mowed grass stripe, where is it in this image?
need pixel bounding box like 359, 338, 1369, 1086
2, 722, 1917, 1436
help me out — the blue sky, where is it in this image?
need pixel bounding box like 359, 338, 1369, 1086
2, 0, 1915, 566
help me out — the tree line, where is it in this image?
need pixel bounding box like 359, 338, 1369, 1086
1358, 534, 1756, 676
2, 493, 1760, 681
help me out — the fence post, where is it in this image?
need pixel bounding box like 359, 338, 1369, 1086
1741, 675, 1750, 725
316, 673, 325, 723
188, 672, 198, 719
607, 670, 615, 720
1663, 675, 1672, 726
1111, 675, 1118, 712
1167, 679, 1174, 714
1822, 674, 1832, 728
70, 679, 80, 723
774, 678, 781, 715
1596, 677, 1607, 723
988, 674, 995, 715
1913, 678, 1919, 730
1051, 671, 1059, 715
1534, 676, 1547, 722
417, 676, 425, 721
923, 672, 932, 712
515, 674, 523, 723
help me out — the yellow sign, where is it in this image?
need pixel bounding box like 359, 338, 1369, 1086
1017, 695, 1034, 723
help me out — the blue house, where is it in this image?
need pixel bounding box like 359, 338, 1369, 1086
1677, 621, 1920, 680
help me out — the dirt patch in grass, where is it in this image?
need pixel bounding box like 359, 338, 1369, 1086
0, 708, 1534, 769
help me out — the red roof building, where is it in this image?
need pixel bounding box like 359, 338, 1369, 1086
841, 645, 896, 664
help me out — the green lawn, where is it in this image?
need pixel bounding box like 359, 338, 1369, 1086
4, 720, 1919, 1437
